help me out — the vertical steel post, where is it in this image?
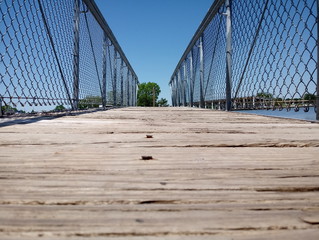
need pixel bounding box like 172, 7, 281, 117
113, 51, 117, 106
102, 33, 107, 108
0, 98, 3, 117
127, 70, 130, 106
135, 77, 138, 106
199, 36, 205, 108
173, 77, 177, 106
189, 51, 194, 107
170, 84, 174, 107
225, 0, 232, 111
175, 80, 178, 107
316, 0, 319, 120
120, 60, 124, 107
72, 0, 80, 110
131, 75, 134, 106
132, 77, 136, 106
176, 74, 180, 106
172, 79, 177, 107
178, 70, 182, 106
183, 61, 187, 106
170, 80, 174, 107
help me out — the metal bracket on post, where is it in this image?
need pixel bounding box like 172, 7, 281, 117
72, 0, 80, 111
225, 0, 232, 111
102, 33, 107, 109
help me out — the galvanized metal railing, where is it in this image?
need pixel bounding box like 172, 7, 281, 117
0, 0, 138, 114
170, 0, 319, 120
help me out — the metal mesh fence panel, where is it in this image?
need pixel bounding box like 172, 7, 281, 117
0, 0, 138, 114
170, 0, 318, 119
79, 4, 104, 107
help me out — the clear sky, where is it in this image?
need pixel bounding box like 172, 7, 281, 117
94, 0, 213, 104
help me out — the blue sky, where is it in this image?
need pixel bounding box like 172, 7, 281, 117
94, 0, 213, 104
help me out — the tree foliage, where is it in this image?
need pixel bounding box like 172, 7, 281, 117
1, 105, 18, 115
256, 92, 273, 99
78, 96, 102, 110
137, 82, 161, 107
304, 93, 316, 101
54, 105, 66, 112
157, 98, 169, 107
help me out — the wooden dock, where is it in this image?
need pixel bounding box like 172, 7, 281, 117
0, 107, 319, 239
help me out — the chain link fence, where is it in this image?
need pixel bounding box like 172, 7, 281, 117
0, 0, 138, 115
170, 0, 319, 120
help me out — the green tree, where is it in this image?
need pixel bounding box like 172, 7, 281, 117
256, 92, 273, 99
157, 98, 169, 107
54, 105, 66, 112
1, 105, 18, 115
304, 93, 316, 101
78, 96, 102, 110
137, 82, 161, 107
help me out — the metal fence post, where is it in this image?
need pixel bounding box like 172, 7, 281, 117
170, 79, 174, 107
189, 51, 194, 107
132, 77, 135, 106
178, 70, 182, 106
174, 79, 178, 107
225, 0, 232, 111
102, 33, 107, 108
0, 98, 3, 117
175, 75, 179, 106
134, 77, 138, 106
72, 0, 80, 110
120, 60, 124, 107
317, 0, 319, 120
131, 76, 134, 106
173, 77, 176, 106
132, 74, 135, 106
113, 50, 117, 106
127, 70, 130, 106
199, 36, 205, 108
183, 61, 187, 106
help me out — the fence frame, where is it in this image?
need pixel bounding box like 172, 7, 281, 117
0, 0, 138, 114
170, 0, 319, 120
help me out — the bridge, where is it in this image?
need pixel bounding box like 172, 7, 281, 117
0, 107, 319, 239
1, 0, 319, 239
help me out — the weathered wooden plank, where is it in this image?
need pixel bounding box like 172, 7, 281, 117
0, 108, 318, 239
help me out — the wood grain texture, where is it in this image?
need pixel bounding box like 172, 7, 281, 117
0, 107, 318, 239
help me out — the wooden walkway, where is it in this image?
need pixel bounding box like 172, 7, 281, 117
0, 107, 319, 239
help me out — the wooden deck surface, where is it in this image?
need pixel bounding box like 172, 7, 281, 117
0, 107, 319, 239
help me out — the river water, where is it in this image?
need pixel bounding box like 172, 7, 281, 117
237, 107, 317, 121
